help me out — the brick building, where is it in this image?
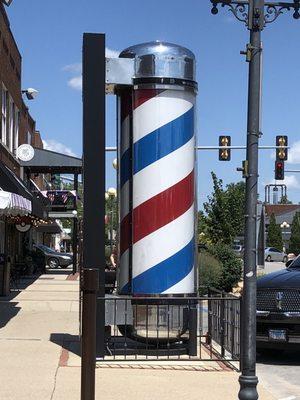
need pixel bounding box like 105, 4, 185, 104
0, 3, 43, 172
0, 3, 46, 294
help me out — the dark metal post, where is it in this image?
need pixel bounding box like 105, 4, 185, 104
239, 1, 263, 398
81, 268, 99, 400
72, 173, 79, 274
220, 291, 225, 358
72, 217, 78, 274
188, 300, 198, 356
82, 33, 106, 358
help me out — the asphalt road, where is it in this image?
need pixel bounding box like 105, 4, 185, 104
257, 350, 300, 400
258, 261, 287, 275
257, 261, 300, 399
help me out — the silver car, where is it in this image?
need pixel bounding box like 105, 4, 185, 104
265, 247, 287, 263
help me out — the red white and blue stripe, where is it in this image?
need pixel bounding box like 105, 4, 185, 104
120, 88, 196, 295
119, 92, 132, 294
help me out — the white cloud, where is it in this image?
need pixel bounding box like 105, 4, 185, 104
62, 63, 82, 73
105, 47, 120, 58
281, 175, 300, 189
264, 174, 300, 190
287, 140, 300, 164
68, 76, 82, 91
43, 139, 77, 157
63, 47, 119, 92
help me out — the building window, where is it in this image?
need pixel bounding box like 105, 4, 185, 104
1, 85, 7, 146
8, 95, 14, 152
13, 107, 19, 153
27, 131, 31, 145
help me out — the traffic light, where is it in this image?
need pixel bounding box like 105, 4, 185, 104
276, 135, 288, 161
219, 135, 231, 161
275, 160, 284, 180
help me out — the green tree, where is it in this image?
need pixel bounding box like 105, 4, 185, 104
267, 213, 283, 249
207, 243, 242, 293
203, 172, 245, 245
278, 195, 292, 205
289, 212, 300, 255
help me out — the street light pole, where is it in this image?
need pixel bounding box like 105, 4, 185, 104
210, 1, 300, 399
240, 3, 263, 399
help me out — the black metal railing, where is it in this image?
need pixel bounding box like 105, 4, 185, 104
208, 288, 241, 361
95, 292, 241, 365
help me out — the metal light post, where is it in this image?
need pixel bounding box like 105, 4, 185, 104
280, 221, 290, 252
210, 1, 300, 399
107, 187, 116, 253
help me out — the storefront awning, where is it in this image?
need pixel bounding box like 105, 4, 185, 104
36, 221, 62, 234
0, 161, 47, 220
0, 190, 32, 216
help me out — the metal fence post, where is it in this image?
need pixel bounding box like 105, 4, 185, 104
220, 291, 225, 358
188, 300, 198, 356
81, 268, 99, 400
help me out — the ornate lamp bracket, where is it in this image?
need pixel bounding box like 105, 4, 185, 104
211, 1, 300, 26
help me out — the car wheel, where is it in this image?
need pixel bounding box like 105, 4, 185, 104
48, 257, 59, 269
266, 255, 272, 262
283, 256, 288, 263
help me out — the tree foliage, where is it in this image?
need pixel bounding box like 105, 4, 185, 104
289, 212, 300, 255
267, 213, 283, 250
206, 243, 242, 293
202, 172, 245, 245
278, 195, 292, 205
198, 251, 222, 295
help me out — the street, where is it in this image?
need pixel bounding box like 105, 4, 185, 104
257, 261, 300, 399
259, 261, 287, 275
257, 351, 300, 400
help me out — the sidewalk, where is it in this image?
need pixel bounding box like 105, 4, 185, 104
0, 271, 276, 400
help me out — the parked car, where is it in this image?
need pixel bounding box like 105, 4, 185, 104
256, 255, 300, 350
232, 244, 244, 258
265, 247, 288, 263
33, 244, 73, 269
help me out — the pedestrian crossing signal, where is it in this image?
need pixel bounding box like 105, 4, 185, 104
275, 161, 284, 180
219, 136, 231, 161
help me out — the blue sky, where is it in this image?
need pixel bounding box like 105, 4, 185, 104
7, 0, 300, 205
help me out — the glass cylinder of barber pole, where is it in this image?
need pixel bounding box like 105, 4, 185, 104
117, 42, 197, 341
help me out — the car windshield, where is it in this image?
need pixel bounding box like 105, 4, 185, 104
288, 256, 300, 269
36, 245, 56, 254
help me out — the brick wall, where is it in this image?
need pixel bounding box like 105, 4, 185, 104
0, 4, 38, 152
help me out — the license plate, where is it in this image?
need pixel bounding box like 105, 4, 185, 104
269, 329, 287, 341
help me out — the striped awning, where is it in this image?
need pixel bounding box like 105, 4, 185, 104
0, 190, 32, 216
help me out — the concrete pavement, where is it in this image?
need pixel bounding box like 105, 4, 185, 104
0, 270, 277, 400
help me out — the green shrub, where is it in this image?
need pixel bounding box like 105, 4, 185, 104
198, 251, 222, 295
208, 243, 242, 293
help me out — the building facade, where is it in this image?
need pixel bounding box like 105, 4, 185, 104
0, 4, 46, 294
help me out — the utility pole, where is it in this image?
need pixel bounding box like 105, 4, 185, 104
210, 1, 300, 399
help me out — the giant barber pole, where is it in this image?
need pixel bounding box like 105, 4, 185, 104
117, 41, 197, 296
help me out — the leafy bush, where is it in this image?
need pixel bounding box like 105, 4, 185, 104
208, 243, 242, 293
198, 251, 222, 295
198, 243, 242, 293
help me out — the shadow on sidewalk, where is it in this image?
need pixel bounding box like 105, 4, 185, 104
50, 333, 81, 357
0, 301, 21, 328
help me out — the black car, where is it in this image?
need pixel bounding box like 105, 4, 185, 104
257, 256, 300, 349
33, 244, 73, 269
